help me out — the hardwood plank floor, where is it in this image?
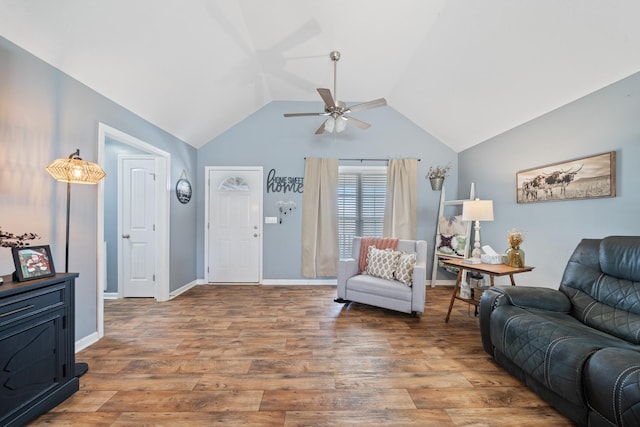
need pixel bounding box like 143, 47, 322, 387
30, 285, 575, 426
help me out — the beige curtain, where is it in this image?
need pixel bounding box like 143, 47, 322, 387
383, 158, 418, 239
301, 158, 339, 278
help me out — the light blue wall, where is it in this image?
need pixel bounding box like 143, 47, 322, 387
197, 101, 458, 280
459, 71, 640, 288
0, 36, 198, 340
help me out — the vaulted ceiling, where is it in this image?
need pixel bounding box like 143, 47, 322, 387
1, 1, 639, 152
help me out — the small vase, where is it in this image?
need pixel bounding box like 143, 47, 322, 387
430, 177, 444, 191
505, 246, 525, 268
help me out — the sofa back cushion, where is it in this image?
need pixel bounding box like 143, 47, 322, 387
560, 236, 640, 344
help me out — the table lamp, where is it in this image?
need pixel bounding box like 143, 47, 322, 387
462, 198, 494, 261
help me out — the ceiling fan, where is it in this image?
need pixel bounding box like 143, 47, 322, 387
284, 51, 387, 134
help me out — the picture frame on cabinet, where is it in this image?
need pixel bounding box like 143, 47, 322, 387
12, 245, 56, 282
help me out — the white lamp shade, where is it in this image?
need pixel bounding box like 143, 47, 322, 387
462, 199, 494, 221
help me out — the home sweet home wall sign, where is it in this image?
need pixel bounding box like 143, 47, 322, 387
266, 168, 303, 193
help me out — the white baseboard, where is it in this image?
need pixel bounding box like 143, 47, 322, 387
429, 279, 457, 287
261, 279, 337, 286
196, 279, 337, 286
75, 331, 99, 353
103, 292, 119, 300
169, 280, 198, 299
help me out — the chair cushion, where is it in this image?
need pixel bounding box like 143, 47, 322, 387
395, 252, 416, 286
358, 237, 398, 273
365, 247, 401, 280
346, 274, 413, 302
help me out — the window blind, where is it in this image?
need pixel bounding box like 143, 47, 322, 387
338, 167, 387, 258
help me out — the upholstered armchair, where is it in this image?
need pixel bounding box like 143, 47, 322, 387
336, 237, 427, 316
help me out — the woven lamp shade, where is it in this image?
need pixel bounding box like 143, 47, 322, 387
46, 155, 106, 184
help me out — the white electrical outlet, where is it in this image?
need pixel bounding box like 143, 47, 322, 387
265, 216, 278, 224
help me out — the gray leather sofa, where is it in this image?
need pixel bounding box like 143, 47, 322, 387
480, 236, 640, 427
337, 237, 427, 315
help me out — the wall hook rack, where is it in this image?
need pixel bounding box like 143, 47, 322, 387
276, 200, 296, 224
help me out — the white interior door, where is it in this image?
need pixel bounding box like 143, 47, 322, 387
120, 156, 156, 297
207, 168, 262, 283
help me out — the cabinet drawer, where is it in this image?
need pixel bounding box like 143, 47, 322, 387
0, 285, 65, 326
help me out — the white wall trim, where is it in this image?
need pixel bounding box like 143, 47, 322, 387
75, 332, 100, 353
430, 279, 457, 287
261, 279, 337, 286
103, 292, 119, 300
195, 279, 336, 286
169, 280, 199, 299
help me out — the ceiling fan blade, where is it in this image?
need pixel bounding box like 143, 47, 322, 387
347, 98, 387, 113
317, 88, 336, 109
315, 120, 328, 134
284, 112, 326, 117
344, 115, 371, 130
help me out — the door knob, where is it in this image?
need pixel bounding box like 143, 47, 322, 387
253, 233, 259, 237
122, 234, 130, 239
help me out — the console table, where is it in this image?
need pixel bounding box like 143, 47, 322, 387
442, 259, 534, 323
0, 273, 80, 426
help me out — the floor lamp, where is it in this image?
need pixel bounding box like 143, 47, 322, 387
46, 149, 106, 377
462, 198, 494, 261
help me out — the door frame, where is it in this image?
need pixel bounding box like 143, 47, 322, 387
204, 166, 263, 284
97, 123, 171, 338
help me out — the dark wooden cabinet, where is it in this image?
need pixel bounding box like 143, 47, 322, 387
0, 273, 79, 427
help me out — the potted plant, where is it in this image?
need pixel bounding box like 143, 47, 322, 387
426, 163, 452, 190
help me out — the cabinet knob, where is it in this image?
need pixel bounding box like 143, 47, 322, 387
122, 234, 130, 239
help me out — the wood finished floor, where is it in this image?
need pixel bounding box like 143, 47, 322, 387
30, 285, 575, 426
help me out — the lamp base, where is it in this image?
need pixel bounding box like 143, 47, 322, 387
75, 362, 89, 377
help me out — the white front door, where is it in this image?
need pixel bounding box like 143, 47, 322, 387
207, 168, 262, 283
120, 156, 156, 297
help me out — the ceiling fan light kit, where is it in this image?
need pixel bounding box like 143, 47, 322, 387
284, 51, 387, 134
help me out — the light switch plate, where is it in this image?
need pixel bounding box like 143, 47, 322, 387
265, 216, 278, 224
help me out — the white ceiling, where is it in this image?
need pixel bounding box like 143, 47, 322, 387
1, 0, 639, 152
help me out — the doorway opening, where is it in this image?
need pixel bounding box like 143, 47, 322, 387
97, 123, 171, 338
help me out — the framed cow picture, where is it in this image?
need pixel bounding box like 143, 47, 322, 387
516, 151, 616, 203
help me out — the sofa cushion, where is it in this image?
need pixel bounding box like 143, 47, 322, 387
346, 274, 412, 302
600, 236, 640, 282
366, 247, 401, 280
490, 304, 638, 406
395, 252, 416, 286
560, 236, 640, 344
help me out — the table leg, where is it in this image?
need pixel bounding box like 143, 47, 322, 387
445, 268, 464, 323
489, 275, 495, 286
509, 274, 516, 286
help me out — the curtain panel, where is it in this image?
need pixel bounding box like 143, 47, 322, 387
383, 158, 418, 239
301, 158, 339, 278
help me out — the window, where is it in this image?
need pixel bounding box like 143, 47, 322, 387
338, 166, 387, 258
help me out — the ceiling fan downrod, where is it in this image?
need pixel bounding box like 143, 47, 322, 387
330, 50, 340, 102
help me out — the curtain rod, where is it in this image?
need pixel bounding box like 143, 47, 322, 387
304, 157, 421, 162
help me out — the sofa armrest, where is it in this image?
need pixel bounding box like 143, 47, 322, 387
487, 286, 572, 313
479, 288, 505, 355
585, 347, 640, 427
479, 286, 572, 356
337, 258, 358, 299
